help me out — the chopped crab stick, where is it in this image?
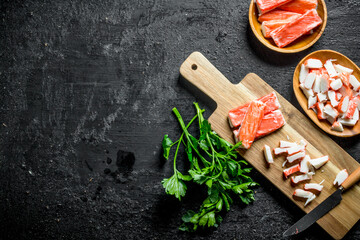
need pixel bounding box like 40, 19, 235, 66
300, 155, 311, 173
309, 155, 329, 169
287, 151, 305, 164
308, 96, 317, 109
331, 121, 344, 132
313, 75, 321, 93
328, 90, 339, 107
333, 169, 349, 187
293, 189, 316, 207
228, 92, 280, 128
300, 83, 315, 98
255, 110, 286, 138
287, 145, 305, 155
283, 164, 301, 178
304, 73, 316, 89
315, 102, 326, 119
330, 78, 343, 91
324, 59, 339, 78
264, 145, 274, 164
326, 115, 335, 125
271, 9, 322, 48
261, 20, 293, 38
317, 92, 327, 103
349, 75, 360, 91
278, 0, 318, 14
274, 147, 288, 155
255, 0, 294, 15
338, 96, 350, 113
334, 64, 353, 74
239, 101, 266, 149
345, 98, 358, 119
320, 75, 330, 93
279, 140, 297, 148
339, 109, 359, 126
291, 174, 312, 186
324, 103, 339, 119
340, 72, 350, 87
304, 183, 323, 194
336, 92, 343, 101
258, 9, 301, 22
304, 58, 323, 69
299, 64, 309, 84
339, 85, 353, 99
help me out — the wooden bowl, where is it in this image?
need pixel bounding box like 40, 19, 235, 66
249, 0, 327, 54
293, 50, 360, 137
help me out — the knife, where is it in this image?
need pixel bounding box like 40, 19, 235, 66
283, 166, 360, 237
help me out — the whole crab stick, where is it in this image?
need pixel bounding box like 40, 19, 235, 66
255, 0, 294, 15
228, 92, 280, 128
271, 9, 322, 48
278, 0, 318, 14
258, 9, 301, 22
261, 20, 293, 38
238, 101, 266, 149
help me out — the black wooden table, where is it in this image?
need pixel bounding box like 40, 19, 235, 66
1, 1, 359, 239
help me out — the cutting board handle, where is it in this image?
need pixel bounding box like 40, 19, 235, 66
180, 52, 234, 105
342, 166, 360, 190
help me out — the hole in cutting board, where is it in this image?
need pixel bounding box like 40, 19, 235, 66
191, 64, 197, 70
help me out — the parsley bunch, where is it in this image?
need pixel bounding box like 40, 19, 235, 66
162, 102, 258, 232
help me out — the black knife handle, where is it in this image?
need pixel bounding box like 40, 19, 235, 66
342, 166, 360, 190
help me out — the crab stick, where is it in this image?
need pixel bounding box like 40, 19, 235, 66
308, 96, 317, 109
291, 174, 312, 186
315, 102, 326, 120
317, 92, 327, 103
258, 9, 301, 22
228, 92, 280, 128
334, 64, 353, 74
293, 189, 316, 207
299, 64, 309, 84
340, 72, 350, 87
338, 96, 350, 113
339, 108, 359, 126
324, 59, 339, 78
345, 98, 358, 119
304, 182, 324, 195
331, 121, 344, 132
287, 151, 306, 164
300, 83, 315, 98
300, 155, 311, 173
304, 58, 323, 69
283, 164, 301, 178
287, 145, 306, 155
333, 169, 348, 187
278, 0, 318, 14
255, 110, 286, 138
324, 103, 339, 119
309, 155, 329, 169
320, 75, 330, 93
330, 78, 343, 91
328, 90, 339, 107
349, 75, 360, 91
233, 110, 286, 141
263, 145, 274, 164
274, 147, 288, 155
279, 140, 297, 148
304, 72, 316, 89
271, 9, 322, 48
255, 0, 294, 15
238, 101, 266, 149
261, 20, 292, 38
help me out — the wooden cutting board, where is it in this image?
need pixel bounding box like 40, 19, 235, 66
180, 52, 360, 239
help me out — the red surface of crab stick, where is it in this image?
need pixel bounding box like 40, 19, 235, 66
278, 0, 318, 14
270, 9, 322, 48
261, 20, 293, 38
255, 0, 294, 15
233, 109, 286, 141
238, 101, 266, 149
258, 10, 301, 22
228, 92, 280, 128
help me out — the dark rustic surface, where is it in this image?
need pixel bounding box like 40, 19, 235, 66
1, 0, 360, 239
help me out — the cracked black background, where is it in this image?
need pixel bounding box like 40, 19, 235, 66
1, 0, 360, 239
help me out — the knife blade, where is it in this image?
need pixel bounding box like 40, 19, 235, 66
283, 166, 360, 237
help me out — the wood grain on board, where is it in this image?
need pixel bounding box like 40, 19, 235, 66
180, 52, 360, 239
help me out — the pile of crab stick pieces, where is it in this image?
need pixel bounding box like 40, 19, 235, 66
255, 0, 322, 47
299, 58, 360, 132
264, 139, 349, 207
